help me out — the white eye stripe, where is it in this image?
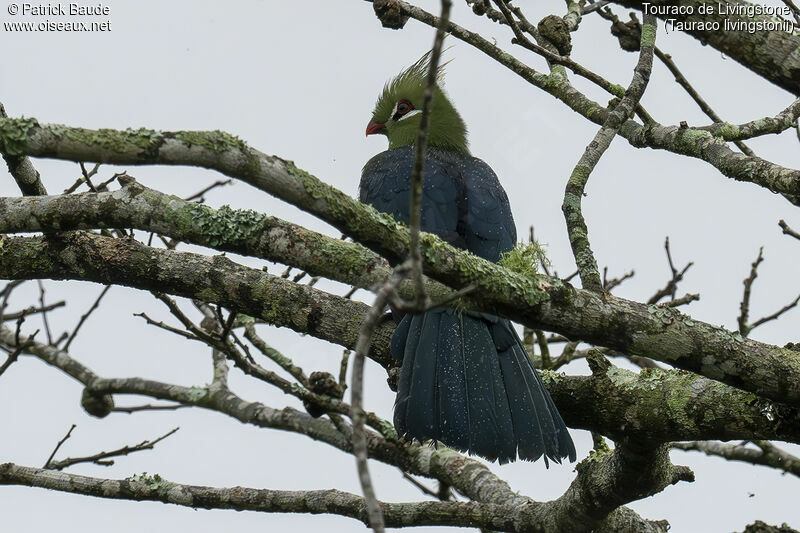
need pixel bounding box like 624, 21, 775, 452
397, 109, 422, 121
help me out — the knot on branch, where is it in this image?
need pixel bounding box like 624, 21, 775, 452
304, 371, 345, 418
586, 349, 611, 375
470, 0, 488, 16
671, 464, 695, 484
386, 366, 400, 392
373, 0, 409, 29
537, 15, 572, 56
610, 14, 642, 52
81, 387, 114, 418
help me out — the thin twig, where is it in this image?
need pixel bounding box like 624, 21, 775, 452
0, 344, 24, 376
779, 219, 800, 242
662, 293, 700, 308
45, 427, 180, 471
408, 0, 452, 310
339, 349, 351, 387
647, 237, 693, 304
1, 301, 66, 322
243, 321, 309, 385
401, 472, 452, 501
63, 163, 100, 194
43, 424, 77, 468
351, 279, 394, 533
672, 440, 800, 478
604, 269, 635, 292
111, 403, 189, 414
63, 285, 111, 350
183, 179, 233, 203
79, 162, 98, 192
749, 294, 800, 332
134, 312, 202, 342
653, 47, 755, 157
1, 318, 39, 377
36, 281, 53, 345
738, 247, 764, 336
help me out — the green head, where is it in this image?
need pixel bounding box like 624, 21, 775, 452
366, 53, 469, 155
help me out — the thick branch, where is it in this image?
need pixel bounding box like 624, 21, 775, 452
542, 365, 800, 444
539, 443, 692, 530
0, 103, 46, 195
608, 0, 800, 96
0, 232, 394, 366
1, 169, 799, 408
0, 463, 522, 530
2, 238, 798, 445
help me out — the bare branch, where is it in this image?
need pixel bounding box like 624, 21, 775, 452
35, 281, 53, 345
63, 285, 111, 350
44, 427, 180, 471
749, 294, 800, 332
111, 403, 189, 414
779, 219, 800, 242
1, 137, 800, 406
407, 0, 452, 311
560, 10, 657, 292
647, 237, 693, 305
243, 320, 309, 385
0, 301, 66, 322
183, 178, 233, 203
672, 440, 800, 478
351, 278, 397, 533
603, 269, 635, 292
42, 424, 76, 469
738, 247, 764, 336
661, 293, 699, 308
0, 462, 527, 530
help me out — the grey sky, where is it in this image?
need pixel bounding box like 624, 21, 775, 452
1, 1, 799, 531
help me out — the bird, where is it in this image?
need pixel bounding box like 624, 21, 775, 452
360, 53, 576, 465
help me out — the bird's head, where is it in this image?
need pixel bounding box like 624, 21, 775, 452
366, 52, 469, 155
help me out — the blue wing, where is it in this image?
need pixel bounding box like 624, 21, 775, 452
359, 146, 516, 262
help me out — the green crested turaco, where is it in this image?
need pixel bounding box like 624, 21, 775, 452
360, 54, 576, 464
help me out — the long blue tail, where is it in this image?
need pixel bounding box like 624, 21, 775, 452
392, 308, 575, 464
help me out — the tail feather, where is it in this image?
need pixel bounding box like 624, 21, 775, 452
392, 312, 423, 439
459, 312, 516, 462
392, 309, 575, 464
435, 313, 471, 452
497, 343, 546, 462
405, 312, 441, 442
509, 341, 559, 464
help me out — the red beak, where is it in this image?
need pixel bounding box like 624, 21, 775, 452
366, 120, 386, 136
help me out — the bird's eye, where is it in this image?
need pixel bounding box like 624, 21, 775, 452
393, 99, 414, 120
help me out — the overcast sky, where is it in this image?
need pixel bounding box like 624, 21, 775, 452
1, 1, 799, 532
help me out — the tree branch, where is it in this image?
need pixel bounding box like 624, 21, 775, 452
607, 0, 800, 96
360, 2, 800, 204
672, 440, 800, 478
560, 10, 657, 292
2, 188, 799, 409
0, 463, 526, 530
